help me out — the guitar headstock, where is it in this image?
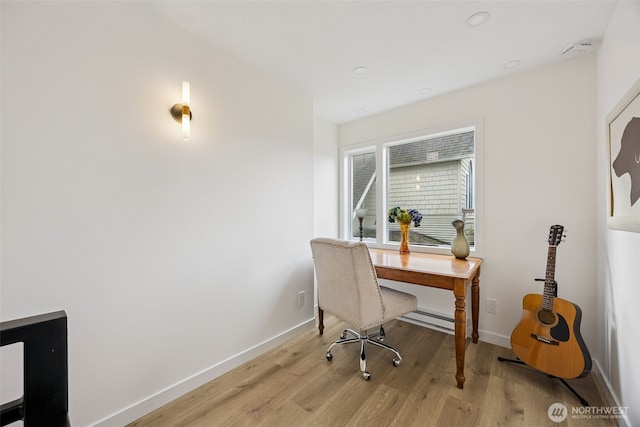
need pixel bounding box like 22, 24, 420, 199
548, 224, 566, 246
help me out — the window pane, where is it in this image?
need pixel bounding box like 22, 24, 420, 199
350, 151, 376, 240
387, 130, 475, 247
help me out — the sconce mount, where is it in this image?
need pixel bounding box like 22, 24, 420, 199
170, 104, 192, 123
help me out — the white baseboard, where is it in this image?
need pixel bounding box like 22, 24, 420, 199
91, 318, 316, 427
476, 328, 511, 348
591, 359, 631, 427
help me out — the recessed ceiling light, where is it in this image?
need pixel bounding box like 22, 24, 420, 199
465, 12, 490, 28
503, 60, 522, 70
353, 66, 368, 75
419, 88, 432, 95
355, 108, 367, 114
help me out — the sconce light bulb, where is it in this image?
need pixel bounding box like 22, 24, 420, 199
182, 81, 190, 140
170, 81, 192, 140
182, 81, 190, 104
182, 110, 190, 140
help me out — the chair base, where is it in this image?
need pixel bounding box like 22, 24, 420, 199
326, 326, 402, 380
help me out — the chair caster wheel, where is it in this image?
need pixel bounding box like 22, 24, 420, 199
392, 358, 401, 367
362, 371, 371, 380
326, 352, 333, 361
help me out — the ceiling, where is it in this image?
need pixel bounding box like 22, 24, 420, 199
151, 1, 617, 124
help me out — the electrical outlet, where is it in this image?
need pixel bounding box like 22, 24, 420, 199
297, 291, 305, 307
486, 298, 497, 314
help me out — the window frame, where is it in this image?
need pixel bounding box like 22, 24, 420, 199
340, 118, 483, 256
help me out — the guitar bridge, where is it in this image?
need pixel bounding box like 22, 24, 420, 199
530, 333, 559, 346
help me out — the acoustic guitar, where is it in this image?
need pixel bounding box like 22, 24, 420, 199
510, 225, 591, 379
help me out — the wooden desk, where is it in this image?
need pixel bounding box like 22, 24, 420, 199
317, 248, 482, 389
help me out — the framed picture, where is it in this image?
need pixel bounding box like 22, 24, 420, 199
607, 78, 640, 232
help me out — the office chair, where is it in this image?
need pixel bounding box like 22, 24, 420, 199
310, 238, 417, 380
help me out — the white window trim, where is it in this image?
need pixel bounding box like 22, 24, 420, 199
340, 118, 484, 256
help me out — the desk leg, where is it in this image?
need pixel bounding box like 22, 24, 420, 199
318, 307, 324, 336
472, 269, 480, 344
453, 279, 467, 389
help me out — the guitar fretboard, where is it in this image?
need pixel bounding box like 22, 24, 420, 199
542, 246, 557, 311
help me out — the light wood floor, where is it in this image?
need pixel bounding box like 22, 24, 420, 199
129, 315, 617, 427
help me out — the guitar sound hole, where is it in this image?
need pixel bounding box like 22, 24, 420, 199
537, 309, 556, 325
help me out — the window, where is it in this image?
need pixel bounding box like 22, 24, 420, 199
341, 121, 481, 253
349, 150, 377, 240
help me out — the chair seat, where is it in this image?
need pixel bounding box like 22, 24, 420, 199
379, 286, 418, 324
328, 286, 416, 331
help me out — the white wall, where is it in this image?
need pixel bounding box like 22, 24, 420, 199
596, 2, 640, 425
313, 116, 339, 239
339, 54, 598, 351
0, 2, 315, 425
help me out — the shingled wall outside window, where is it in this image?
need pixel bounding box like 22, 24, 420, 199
387, 131, 474, 245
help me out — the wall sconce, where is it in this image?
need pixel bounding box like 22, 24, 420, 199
170, 81, 192, 140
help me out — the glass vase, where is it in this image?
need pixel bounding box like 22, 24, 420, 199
399, 222, 411, 254
451, 220, 470, 259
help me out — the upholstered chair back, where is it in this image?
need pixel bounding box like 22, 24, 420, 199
310, 238, 386, 331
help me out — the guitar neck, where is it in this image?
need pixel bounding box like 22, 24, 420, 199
542, 246, 557, 311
